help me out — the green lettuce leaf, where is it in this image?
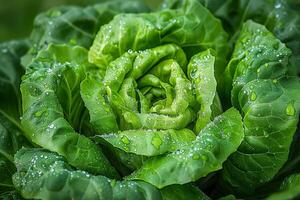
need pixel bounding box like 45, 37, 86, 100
22, 0, 149, 67
265, 173, 300, 200
127, 108, 244, 188
13, 148, 162, 200
221, 21, 300, 196
89, 0, 228, 82
30, 0, 149, 50
161, 184, 211, 200
20, 44, 118, 177
93, 129, 196, 156
187, 49, 221, 133
0, 41, 30, 193
0, 41, 28, 119
194, 0, 300, 75
83, 43, 229, 175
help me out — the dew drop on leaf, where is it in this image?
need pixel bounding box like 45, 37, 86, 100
201, 155, 207, 161
121, 135, 130, 144
286, 102, 295, 116
190, 69, 197, 78
151, 135, 162, 149
192, 154, 200, 160
34, 111, 43, 117
250, 92, 257, 101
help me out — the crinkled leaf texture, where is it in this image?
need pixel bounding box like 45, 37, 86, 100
190, 0, 300, 76
84, 44, 225, 175
127, 108, 244, 188
85, 44, 221, 154
13, 148, 162, 200
89, 0, 228, 83
221, 21, 300, 196
20, 44, 118, 177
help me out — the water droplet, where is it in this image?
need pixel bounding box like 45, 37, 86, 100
192, 154, 200, 160
275, 3, 281, 8
257, 68, 260, 74
273, 79, 278, 83
69, 38, 77, 45
263, 131, 269, 137
35, 111, 43, 117
51, 9, 62, 17
151, 136, 162, 149
201, 155, 207, 161
121, 135, 130, 144
190, 69, 197, 78
250, 92, 257, 101
286, 102, 295, 116
47, 68, 53, 73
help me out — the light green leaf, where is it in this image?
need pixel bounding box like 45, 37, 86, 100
89, 0, 228, 82
187, 49, 219, 133
93, 129, 195, 156
127, 108, 244, 188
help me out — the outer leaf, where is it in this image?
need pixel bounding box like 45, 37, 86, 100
30, 0, 149, 50
221, 21, 300, 195
217, 195, 237, 200
199, 0, 300, 75
224, 20, 291, 108
160, 184, 210, 200
0, 113, 28, 193
265, 173, 300, 200
13, 148, 162, 200
0, 40, 30, 193
93, 129, 195, 156
21, 0, 149, 67
0, 41, 28, 119
20, 44, 117, 177
127, 108, 244, 188
0, 191, 23, 200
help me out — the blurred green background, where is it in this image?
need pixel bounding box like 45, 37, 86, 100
0, 0, 162, 42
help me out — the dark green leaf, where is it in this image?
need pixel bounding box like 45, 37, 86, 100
13, 148, 162, 200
